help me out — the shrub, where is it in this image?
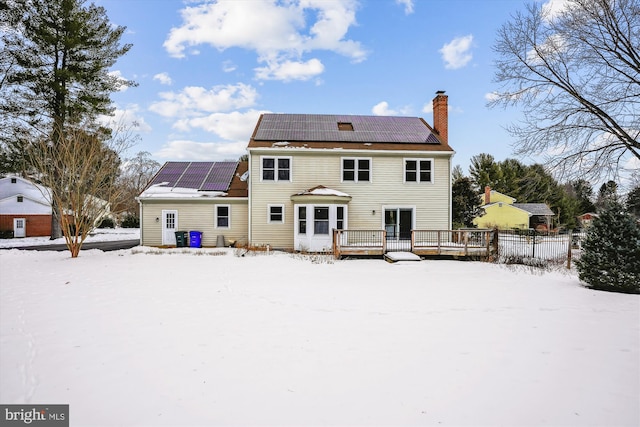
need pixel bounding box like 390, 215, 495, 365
97, 217, 115, 228
575, 201, 640, 294
121, 215, 139, 228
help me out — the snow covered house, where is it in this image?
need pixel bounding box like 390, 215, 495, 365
0, 175, 53, 237
139, 92, 455, 251
473, 186, 555, 230
137, 161, 249, 247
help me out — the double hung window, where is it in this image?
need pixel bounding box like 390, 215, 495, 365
269, 205, 284, 223
215, 205, 230, 228
405, 159, 433, 183
262, 157, 291, 181
342, 158, 370, 182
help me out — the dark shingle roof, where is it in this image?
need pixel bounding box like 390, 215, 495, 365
513, 203, 555, 216
253, 114, 441, 144
147, 161, 239, 192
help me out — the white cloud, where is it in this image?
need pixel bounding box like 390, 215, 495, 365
149, 83, 258, 118
163, 0, 366, 81
542, 0, 569, 21
173, 110, 266, 141
439, 34, 474, 70
109, 70, 130, 92
484, 92, 500, 103
395, 0, 414, 15
372, 101, 412, 116
254, 58, 325, 81
153, 72, 172, 85
155, 140, 249, 161
98, 105, 152, 133
222, 60, 237, 73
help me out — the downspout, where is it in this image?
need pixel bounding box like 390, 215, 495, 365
247, 151, 252, 245
136, 197, 143, 246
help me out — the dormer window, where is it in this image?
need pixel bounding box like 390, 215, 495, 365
17, 196, 23, 202
11, 178, 17, 183
337, 122, 354, 131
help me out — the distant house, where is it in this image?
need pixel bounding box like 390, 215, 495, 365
0, 174, 114, 238
139, 92, 455, 251
577, 212, 598, 228
0, 175, 52, 237
473, 186, 555, 230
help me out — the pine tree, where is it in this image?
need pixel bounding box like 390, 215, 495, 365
452, 176, 483, 228
1, 0, 134, 237
576, 201, 640, 294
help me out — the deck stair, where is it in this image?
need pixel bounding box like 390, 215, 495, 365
384, 251, 421, 262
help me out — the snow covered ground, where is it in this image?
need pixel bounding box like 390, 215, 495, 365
1, 244, 638, 426
0, 227, 140, 248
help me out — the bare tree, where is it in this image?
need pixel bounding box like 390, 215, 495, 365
490, 0, 640, 181
28, 124, 134, 257
116, 151, 160, 218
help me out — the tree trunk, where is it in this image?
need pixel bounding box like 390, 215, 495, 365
50, 200, 63, 239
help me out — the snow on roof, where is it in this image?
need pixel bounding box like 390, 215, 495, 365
295, 185, 350, 197
138, 183, 226, 199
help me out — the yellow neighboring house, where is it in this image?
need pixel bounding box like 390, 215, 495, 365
473, 186, 555, 230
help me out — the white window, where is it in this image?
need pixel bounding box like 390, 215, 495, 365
404, 159, 433, 183
262, 157, 291, 181
215, 205, 230, 229
268, 204, 285, 223
342, 158, 371, 182
314, 207, 329, 234
298, 206, 307, 234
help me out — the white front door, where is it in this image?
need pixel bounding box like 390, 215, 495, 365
162, 210, 178, 246
13, 218, 26, 238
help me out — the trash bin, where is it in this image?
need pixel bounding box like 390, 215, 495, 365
175, 231, 188, 247
189, 231, 203, 248
216, 235, 225, 247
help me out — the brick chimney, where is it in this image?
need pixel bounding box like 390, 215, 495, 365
432, 90, 448, 144
485, 186, 491, 204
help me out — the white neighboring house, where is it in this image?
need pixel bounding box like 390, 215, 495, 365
0, 174, 113, 238
0, 175, 53, 237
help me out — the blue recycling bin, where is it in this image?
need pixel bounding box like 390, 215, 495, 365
189, 231, 203, 248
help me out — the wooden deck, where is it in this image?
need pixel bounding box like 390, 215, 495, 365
333, 229, 494, 259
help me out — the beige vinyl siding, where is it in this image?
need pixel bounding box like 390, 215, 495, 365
140, 199, 248, 247
249, 149, 451, 249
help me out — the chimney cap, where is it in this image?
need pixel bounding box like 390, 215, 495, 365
436, 90, 446, 95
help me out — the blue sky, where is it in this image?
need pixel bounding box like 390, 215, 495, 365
99, 0, 552, 173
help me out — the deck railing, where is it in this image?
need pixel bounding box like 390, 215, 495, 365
333, 228, 493, 258
333, 229, 387, 258
412, 229, 492, 257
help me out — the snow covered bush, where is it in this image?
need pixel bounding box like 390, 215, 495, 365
576, 201, 640, 294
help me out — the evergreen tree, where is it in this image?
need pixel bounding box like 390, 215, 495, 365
625, 186, 640, 219
469, 153, 502, 193
576, 201, 640, 294
595, 180, 619, 212
570, 179, 596, 214
1, 0, 134, 237
452, 176, 483, 228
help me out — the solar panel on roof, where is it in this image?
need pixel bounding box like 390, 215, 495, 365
151, 162, 190, 187
148, 161, 237, 192
254, 114, 438, 143
176, 162, 214, 189
202, 161, 237, 191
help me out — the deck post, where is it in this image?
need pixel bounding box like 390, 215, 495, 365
437, 230, 441, 254
464, 231, 468, 256
382, 230, 387, 253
